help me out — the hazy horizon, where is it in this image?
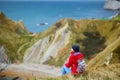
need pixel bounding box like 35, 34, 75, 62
0, 0, 106, 2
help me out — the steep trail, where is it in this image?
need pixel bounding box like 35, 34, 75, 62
40, 23, 71, 63
17, 42, 29, 61
0, 63, 61, 78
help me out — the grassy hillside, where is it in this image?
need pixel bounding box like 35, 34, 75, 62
112, 13, 120, 20
38, 15, 120, 79
0, 12, 120, 79
43, 17, 120, 66
0, 12, 34, 62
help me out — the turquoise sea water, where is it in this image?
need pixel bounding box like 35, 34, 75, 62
0, 1, 117, 33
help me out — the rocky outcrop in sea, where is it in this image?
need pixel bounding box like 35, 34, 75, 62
104, 0, 120, 11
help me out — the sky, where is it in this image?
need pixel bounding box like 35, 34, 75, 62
0, 0, 105, 1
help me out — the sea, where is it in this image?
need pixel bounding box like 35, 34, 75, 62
0, 1, 117, 33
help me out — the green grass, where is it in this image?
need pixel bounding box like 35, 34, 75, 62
0, 35, 33, 62
0, 13, 33, 63
44, 51, 69, 66
41, 75, 86, 80
112, 13, 120, 20
80, 31, 106, 59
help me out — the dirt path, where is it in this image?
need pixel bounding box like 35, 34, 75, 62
0, 63, 61, 78
17, 42, 29, 60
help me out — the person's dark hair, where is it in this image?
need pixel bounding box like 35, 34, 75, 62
72, 45, 80, 52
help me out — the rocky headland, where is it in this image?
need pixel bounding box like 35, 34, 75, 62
104, 0, 120, 11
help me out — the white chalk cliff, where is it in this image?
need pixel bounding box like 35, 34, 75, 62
104, 0, 120, 10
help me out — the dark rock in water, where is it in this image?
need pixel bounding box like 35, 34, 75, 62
104, 0, 120, 10
36, 22, 48, 26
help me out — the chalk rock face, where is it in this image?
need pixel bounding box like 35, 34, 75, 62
0, 45, 8, 63
23, 23, 71, 64
104, 0, 120, 10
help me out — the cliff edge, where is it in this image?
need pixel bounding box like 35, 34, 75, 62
0, 12, 32, 63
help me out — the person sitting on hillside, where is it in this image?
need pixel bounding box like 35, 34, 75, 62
62, 45, 85, 75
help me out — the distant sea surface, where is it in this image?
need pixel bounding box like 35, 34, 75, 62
0, 1, 117, 33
